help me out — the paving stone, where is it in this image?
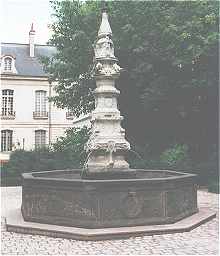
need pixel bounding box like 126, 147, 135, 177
1, 187, 219, 255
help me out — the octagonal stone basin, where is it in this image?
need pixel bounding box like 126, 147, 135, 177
21, 169, 198, 228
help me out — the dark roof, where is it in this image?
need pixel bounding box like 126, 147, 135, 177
1, 43, 56, 77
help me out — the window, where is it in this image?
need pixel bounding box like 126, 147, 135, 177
34, 90, 48, 118
35, 130, 46, 148
2, 89, 14, 116
0, 56, 17, 74
1, 130, 13, 151
4, 57, 12, 71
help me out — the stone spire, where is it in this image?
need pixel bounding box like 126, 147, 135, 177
98, 11, 112, 39
85, 7, 130, 172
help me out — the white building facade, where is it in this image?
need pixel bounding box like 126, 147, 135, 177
0, 25, 75, 162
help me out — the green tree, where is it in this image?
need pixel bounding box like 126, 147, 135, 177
2, 126, 90, 179
52, 126, 90, 168
42, 0, 219, 166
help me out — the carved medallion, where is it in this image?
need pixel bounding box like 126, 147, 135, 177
122, 192, 143, 218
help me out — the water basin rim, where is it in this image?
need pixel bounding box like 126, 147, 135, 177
23, 168, 193, 175
22, 169, 197, 183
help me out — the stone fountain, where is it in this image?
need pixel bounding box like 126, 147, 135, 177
84, 9, 130, 172
7, 8, 215, 240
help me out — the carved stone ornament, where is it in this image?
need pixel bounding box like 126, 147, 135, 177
94, 36, 115, 59
86, 139, 130, 152
95, 62, 103, 71
85, 9, 130, 170
113, 63, 122, 73
122, 192, 144, 218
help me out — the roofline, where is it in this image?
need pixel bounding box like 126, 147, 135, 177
1, 42, 55, 47
0, 74, 49, 81
0, 75, 59, 83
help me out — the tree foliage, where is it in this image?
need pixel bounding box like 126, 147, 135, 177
2, 127, 90, 179
52, 126, 90, 167
42, 0, 219, 165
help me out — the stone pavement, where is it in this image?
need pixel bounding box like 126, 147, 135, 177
1, 187, 219, 255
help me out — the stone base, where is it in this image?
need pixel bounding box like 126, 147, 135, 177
6, 207, 216, 241
21, 169, 199, 228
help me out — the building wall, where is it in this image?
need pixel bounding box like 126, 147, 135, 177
0, 76, 74, 160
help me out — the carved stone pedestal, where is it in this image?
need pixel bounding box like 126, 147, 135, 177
85, 11, 130, 171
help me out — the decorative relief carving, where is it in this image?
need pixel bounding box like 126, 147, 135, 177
95, 62, 103, 72
23, 190, 97, 220
113, 63, 122, 73
96, 64, 120, 77
106, 140, 116, 166
22, 182, 197, 227
86, 10, 130, 169
86, 139, 130, 152
94, 36, 115, 59
120, 128, 125, 135
122, 192, 144, 218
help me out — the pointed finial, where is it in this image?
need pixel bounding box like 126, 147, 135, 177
98, 3, 112, 38
29, 23, 35, 34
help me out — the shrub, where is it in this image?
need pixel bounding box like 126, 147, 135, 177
52, 126, 90, 168
160, 144, 192, 170
1, 126, 90, 182
2, 148, 56, 177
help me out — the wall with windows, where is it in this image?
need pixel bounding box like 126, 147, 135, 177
0, 77, 74, 160
1, 81, 49, 123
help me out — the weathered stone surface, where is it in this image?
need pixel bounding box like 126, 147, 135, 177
21, 169, 198, 228
85, 10, 130, 171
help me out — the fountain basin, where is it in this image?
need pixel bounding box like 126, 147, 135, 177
21, 169, 198, 228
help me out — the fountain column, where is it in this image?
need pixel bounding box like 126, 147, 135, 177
85, 8, 130, 171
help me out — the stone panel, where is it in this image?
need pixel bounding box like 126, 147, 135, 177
142, 192, 165, 218
22, 188, 98, 225
166, 185, 197, 217
22, 170, 198, 228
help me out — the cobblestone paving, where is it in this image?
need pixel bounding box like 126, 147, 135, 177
1, 187, 219, 255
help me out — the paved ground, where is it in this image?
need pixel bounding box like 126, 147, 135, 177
1, 187, 219, 255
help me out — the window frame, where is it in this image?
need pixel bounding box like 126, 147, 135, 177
1, 89, 15, 117
1, 55, 17, 74
35, 129, 46, 149
1, 129, 13, 152
4, 57, 12, 71
34, 90, 48, 118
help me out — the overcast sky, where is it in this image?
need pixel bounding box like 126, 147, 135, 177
1, 0, 53, 44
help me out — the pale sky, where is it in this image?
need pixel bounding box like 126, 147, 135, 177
1, 0, 53, 45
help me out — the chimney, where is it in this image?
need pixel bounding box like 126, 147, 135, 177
29, 23, 35, 57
